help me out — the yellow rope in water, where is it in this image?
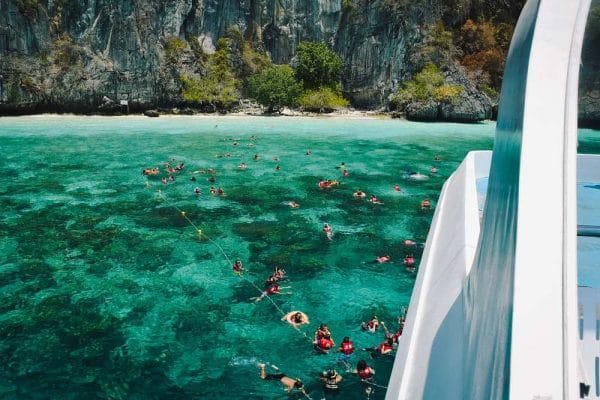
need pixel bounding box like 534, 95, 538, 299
154, 189, 315, 344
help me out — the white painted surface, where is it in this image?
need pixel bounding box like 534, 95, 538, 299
385, 0, 594, 397
510, 0, 590, 397
385, 151, 490, 400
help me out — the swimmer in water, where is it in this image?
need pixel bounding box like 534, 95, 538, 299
375, 255, 391, 263
356, 359, 375, 397
338, 336, 354, 367
353, 189, 366, 198
394, 184, 400, 192
252, 284, 291, 302
282, 311, 309, 328
239, 163, 247, 170
404, 255, 416, 271
323, 223, 333, 239
194, 187, 201, 195
258, 363, 307, 395
287, 201, 300, 208
369, 194, 383, 204
320, 368, 342, 393
421, 199, 431, 209
361, 315, 380, 332
363, 337, 394, 358
314, 332, 335, 354
232, 259, 244, 274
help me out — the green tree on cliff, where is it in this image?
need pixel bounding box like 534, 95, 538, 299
391, 63, 462, 110
180, 38, 239, 109
295, 42, 342, 89
248, 65, 302, 113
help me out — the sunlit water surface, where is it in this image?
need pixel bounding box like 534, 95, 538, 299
0, 116, 595, 399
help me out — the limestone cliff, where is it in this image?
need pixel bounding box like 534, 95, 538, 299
0, 0, 594, 124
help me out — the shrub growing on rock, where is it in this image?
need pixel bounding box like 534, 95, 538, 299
295, 42, 342, 89
248, 65, 302, 113
298, 87, 349, 112
391, 63, 462, 110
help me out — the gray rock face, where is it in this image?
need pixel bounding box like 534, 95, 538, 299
3, 0, 593, 124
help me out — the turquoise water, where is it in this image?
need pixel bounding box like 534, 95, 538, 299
0, 115, 529, 399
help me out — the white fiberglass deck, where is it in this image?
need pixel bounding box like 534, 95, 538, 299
387, 152, 600, 399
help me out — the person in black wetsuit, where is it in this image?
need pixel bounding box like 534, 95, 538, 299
258, 363, 307, 395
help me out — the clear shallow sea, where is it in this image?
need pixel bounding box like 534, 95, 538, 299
0, 116, 595, 400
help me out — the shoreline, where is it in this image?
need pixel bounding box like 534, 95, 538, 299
0, 109, 396, 120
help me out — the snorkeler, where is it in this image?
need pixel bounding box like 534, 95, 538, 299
282, 311, 309, 328
259, 363, 307, 395
194, 187, 201, 195
320, 369, 342, 394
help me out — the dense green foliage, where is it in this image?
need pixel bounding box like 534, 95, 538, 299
164, 37, 187, 64
297, 87, 349, 112
391, 63, 463, 110
248, 65, 302, 112
180, 41, 239, 109
295, 42, 342, 90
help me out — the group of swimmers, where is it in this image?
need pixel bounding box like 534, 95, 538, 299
258, 311, 407, 398
252, 267, 289, 302
144, 141, 437, 398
